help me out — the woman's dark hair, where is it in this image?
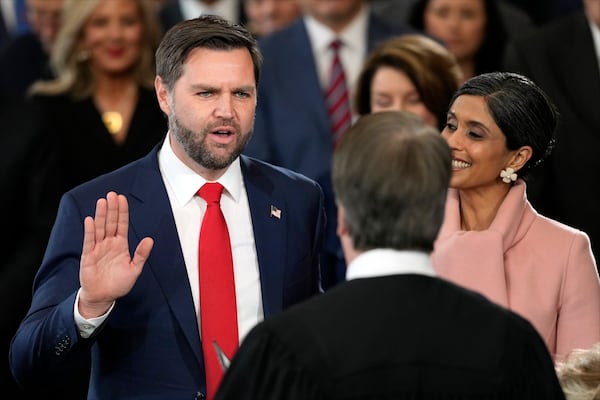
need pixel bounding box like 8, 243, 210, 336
408, 0, 508, 75
449, 72, 558, 179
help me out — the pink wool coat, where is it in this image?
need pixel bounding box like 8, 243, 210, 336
432, 180, 600, 360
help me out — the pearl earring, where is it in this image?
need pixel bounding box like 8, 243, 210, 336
500, 167, 517, 183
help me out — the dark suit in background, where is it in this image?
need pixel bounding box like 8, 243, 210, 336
244, 11, 412, 289
0, 32, 53, 96
503, 9, 600, 268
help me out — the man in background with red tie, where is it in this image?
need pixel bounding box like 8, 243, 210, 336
10, 15, 325, 400
243, 0, 416, 289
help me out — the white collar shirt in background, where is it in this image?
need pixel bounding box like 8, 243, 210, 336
304, 3, 369, 114
179, 0, 239, 24
346, 249, 436, 281
159, 135, 263, 344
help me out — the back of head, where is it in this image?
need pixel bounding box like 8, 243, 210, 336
332, 111, 451, 252
355, 34, 462, 130
156, 14, 262, 92
556, 343, 600, 400
449, 71, 558, 179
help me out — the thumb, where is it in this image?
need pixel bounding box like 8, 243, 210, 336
132, 237, 154, 270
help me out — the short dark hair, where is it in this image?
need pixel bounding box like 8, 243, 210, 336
450, 72, 558, 179
332, 111, 452, 252
408, 0, 508, 75
156, 15, 262, 91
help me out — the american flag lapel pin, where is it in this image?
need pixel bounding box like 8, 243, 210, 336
270, 205, 281, 219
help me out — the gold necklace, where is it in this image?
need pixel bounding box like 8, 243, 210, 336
102, 111, 123, 135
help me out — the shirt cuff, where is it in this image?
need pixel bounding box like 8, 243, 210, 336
74, 288, 115, 338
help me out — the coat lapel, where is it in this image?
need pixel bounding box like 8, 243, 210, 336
128, 148, 204, 368
241, 156, 287, 317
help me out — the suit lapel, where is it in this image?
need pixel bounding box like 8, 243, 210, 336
241, 156, 286, 317
283, 21, 331, 137
128, 148, 204, 367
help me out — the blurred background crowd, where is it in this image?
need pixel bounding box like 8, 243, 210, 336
1, 0, 599, 399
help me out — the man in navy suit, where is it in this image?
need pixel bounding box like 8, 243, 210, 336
10, 15, 325, 400
243, 0, 415, 289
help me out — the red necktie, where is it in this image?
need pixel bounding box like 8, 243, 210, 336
324, 39, 352, 145
197, 183, 238, 400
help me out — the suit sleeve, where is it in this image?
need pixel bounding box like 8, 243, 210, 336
9, 192, 94, 389
555, 231, 600, 360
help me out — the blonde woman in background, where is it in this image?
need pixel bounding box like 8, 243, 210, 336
29, 0, 167, 217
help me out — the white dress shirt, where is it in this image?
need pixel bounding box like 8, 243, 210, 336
75, 135, 263, 344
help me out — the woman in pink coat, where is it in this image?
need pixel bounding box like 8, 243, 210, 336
432, 72, 600, 361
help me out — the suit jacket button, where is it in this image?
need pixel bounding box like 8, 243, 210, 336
194, 392, 205, 400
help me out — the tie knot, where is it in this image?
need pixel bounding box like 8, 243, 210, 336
330, 39, 342, 51
198, 182, 224, 204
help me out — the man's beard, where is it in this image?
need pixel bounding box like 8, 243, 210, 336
169, 113, 251, 171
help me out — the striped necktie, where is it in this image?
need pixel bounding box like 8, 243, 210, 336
324, 39, 352, 145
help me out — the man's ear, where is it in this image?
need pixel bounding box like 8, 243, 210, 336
155, 76, 171, 117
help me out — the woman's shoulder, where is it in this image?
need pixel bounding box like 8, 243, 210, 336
527, 209, 592, 258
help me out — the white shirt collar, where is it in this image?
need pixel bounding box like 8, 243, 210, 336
304, 4, 369, 55
158, 134, 243, 207
346, 249, 436, 281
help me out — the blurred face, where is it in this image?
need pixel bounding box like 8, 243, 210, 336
155, 48, 257, 180
584, 0, 600, 27
299, 0, 363, 30
245, 0, 300, 37
423, 0, 486, 63
26, 0, 63, 53
81, 0, 143, 77
370, 66, 438, 128
441, 95, 515, 190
